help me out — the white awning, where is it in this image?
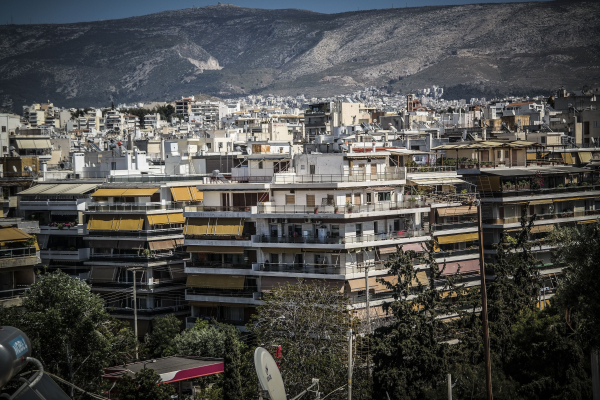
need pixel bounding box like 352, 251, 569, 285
408, 178, 466, 186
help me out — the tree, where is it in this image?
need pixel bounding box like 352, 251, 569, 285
115, 367, 175, 400
0, 271, 136, 397
174, 319, 229, 358
222, 328, 243, 400
371, 240, 469, 400
548, 221, 600, 349
145, 314, 181, 358
249, 281, 354, 399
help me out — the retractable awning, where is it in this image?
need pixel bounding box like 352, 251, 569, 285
116, 217, 143, 231
441, 259, 480, 276
170, 186, 203, 202
148, 214, 170, 225
0, 227, 31, 243
437, 206, 477, 217
186, 246, 245, 254
579, 152, 593, 163
87, 216, 117, 231
149, 240, 175, 250
16, 139, 52, 149
184, 218, 243, 236
168, 213, 185, 224
436, 232, 479, 244
91, 188, 158, 197
186, 275, 245, 290
409, 178, 466, 186
89, 267, 117, 282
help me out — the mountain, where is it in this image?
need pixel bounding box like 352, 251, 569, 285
1, 1, 599, 110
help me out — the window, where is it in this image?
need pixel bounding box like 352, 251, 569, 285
366, 193, 372, 203
374, 221, 379, 234
285, 194, 295, 205
270, 253, 279, 264
378, 192, 391, 201
356, 252, 364, 264
594, 121, 599, 128
505, 150, 509, 158
354, 193, 361, 205
541, 136, 546, 144
206, 143, 211, 149
356, 223, 363, 236
497, 150, 502, 158
1, 126, 5, 132
301, 165, 306, 170
111, 162, 117, 170
258, 161, 263, 169
306, 194, 315, 206
309, 165, 315, 175
331, 225, 339, 238
270, 225, 278, 237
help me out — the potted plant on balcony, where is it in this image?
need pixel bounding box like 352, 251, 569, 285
334, 205, 339, 214
408, 197, 418, 207
346, 201, 353, 213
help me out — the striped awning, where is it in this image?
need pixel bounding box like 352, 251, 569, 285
436, 232, 479, 245
186, 275, 245, 290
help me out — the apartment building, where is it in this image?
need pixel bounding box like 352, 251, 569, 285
83, 181, 203, 336
182, 150, 478, 329
304, 102, 332, 142
0, 219, 41, 307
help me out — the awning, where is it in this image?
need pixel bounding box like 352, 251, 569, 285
437, 206, 477, 217
213, 218, 244, 235
528, 199, 553, 205
411, 271, 428, 287
87, 216, 116, 231
261, 276, 344, 292
347, 275, 398, 293
561, 153, 574, 164
186, 246, 244, 254
553, 196, 597, 202
579, 152, 593, 163
148, 214, 170, 225
441, 259, 480, 276
530, 224, 554, 234
149, 240, 175, 250
117, 240, 145, 249
526, 153, 537, 160
16, 139, 52, 149
578, 219, 598, 224
19, 183, 99, 196
89, 266, 117, 282
409, 178, 466, 186
171, 187, 192, 202
436, 232, 479, 244
116, 217, 143, 231
121, 188, 158, 196
91, 188, 157, 197
168, 213, 185, 224
378, 245, 399, 255
184, 218, 212, 235
92, 188, 128, 197
0, 227, 31, 243
186, 274, 245, 290
401, 242, 426, 252
18, 184, 57, 195
366, 186, 394, 192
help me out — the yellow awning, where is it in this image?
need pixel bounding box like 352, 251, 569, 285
168, 213, 185, 224
578, 219, 598, 224
186, 275, 245, 290
186, 246, 245, 254
579, 152, 593, 163
437, 232, 479, 244
437, 206, 477, 217
561, 153, 574, 164
88, 216, 116, 230
184, 218, 212, 235
411, 271, 428, 287
190, 187, 203, 201
148, 214, 170, 225
171, 187, 192, 202
530, 224, 554, 234
116, 217, 143, 231
553, 196, 597, 202
0, 227, 31, 243
122, 188, 158, 196
213, 218, 244, 235
92, 188, 127, 197
526, 153, 537, 160
528, 199, 553, 205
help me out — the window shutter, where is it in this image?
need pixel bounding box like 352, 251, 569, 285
354, 193, 361, 205
306, 195, 315, 206
285, 195, 295, 205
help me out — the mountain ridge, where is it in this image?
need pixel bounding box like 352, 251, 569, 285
1, 0, 599, 110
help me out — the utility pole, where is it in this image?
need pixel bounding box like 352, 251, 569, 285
476, 200, 493, 400
447, 374, 452, 400
348, 329, 353, 400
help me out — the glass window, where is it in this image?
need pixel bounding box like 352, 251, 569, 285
270, 224, 278, 236
331, 225, 340, 238
356, 223, 362, 236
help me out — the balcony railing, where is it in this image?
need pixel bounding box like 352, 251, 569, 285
257, 200, 429, 214
259, 263, 344, 275
407, 166, 456, 173
488, 183, 600, 197
187, 262, 253, 270
186, 288, 257, 298
431, 221, 478, 232
272, 171, 406, 184
88, 202, 182, 212
185, 205, 252, 212
484, 209, 600, 225
343, 229, 429, 243
0, 247, 37, 259
86, 227, 183, 238
434, 247, 480, 259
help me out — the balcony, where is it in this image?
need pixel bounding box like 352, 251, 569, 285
19, 200, 79, 210
486, 183, 600, 198
185, 288, 261, 305
257, 200, 429, 215
40, 224, 86, 235
484, 209, 600, 225
256, 229, 429, 246
86, 227, 183, 238
258, 263, 344, 275
272, 171, 405, 184
0, 247, 39, 269
87, 202, 182, 213
186, 262, 253, 270
407, 166, 456, 173
431, 221, 478, 232
40, 248, 90, 261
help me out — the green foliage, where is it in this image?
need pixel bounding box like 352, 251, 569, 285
0, 271, 136, 397
249, 281, 355, 400
145, 314, 181, 358
371, 240, 469, 400
223, 329, 243, 400
115, 367, 175, 400
174, 319, 230, 357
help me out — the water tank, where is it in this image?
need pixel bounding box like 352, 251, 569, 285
0, 326, 32, 387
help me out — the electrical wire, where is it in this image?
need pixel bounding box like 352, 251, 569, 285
320, 384, 347, 400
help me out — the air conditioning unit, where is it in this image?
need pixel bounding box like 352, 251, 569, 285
270, 218, 279, 224
282, 218, 289, 224
313, 220, 321, 225
304, 218, 312, 223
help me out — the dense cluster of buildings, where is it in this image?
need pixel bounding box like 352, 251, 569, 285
0, 86, 598, 336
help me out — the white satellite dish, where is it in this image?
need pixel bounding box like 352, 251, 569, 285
255, 347, 286, 400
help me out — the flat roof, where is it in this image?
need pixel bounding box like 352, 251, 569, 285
103, 356, 224, 384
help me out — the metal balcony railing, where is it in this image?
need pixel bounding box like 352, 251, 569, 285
187, 262, 253, 270
272, 171, 406, 184
257, 200, 429, 214
185, 205, 252, 212
483, 209, 600, 225
407, 166, 456, 173
185, 288, 257, 298
259, 263, 344, 275
0, 247, 37, 258
431, 221, 478, 232
87, 202, 182, 212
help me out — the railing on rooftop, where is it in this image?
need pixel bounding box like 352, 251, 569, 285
494, 183, 600, 197
186, 262, 253, 270
272, 171, 406, 184
407, 166, 456, 173
257, 200, 429, 214
259, 263, 344, 275
185, 205, 252, 212
87, 202, 182, 212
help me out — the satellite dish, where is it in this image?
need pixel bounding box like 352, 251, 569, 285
12, 166, 17, 172
254, 347, 286, 400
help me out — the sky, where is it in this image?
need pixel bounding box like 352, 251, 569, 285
1, 0, 549, 25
